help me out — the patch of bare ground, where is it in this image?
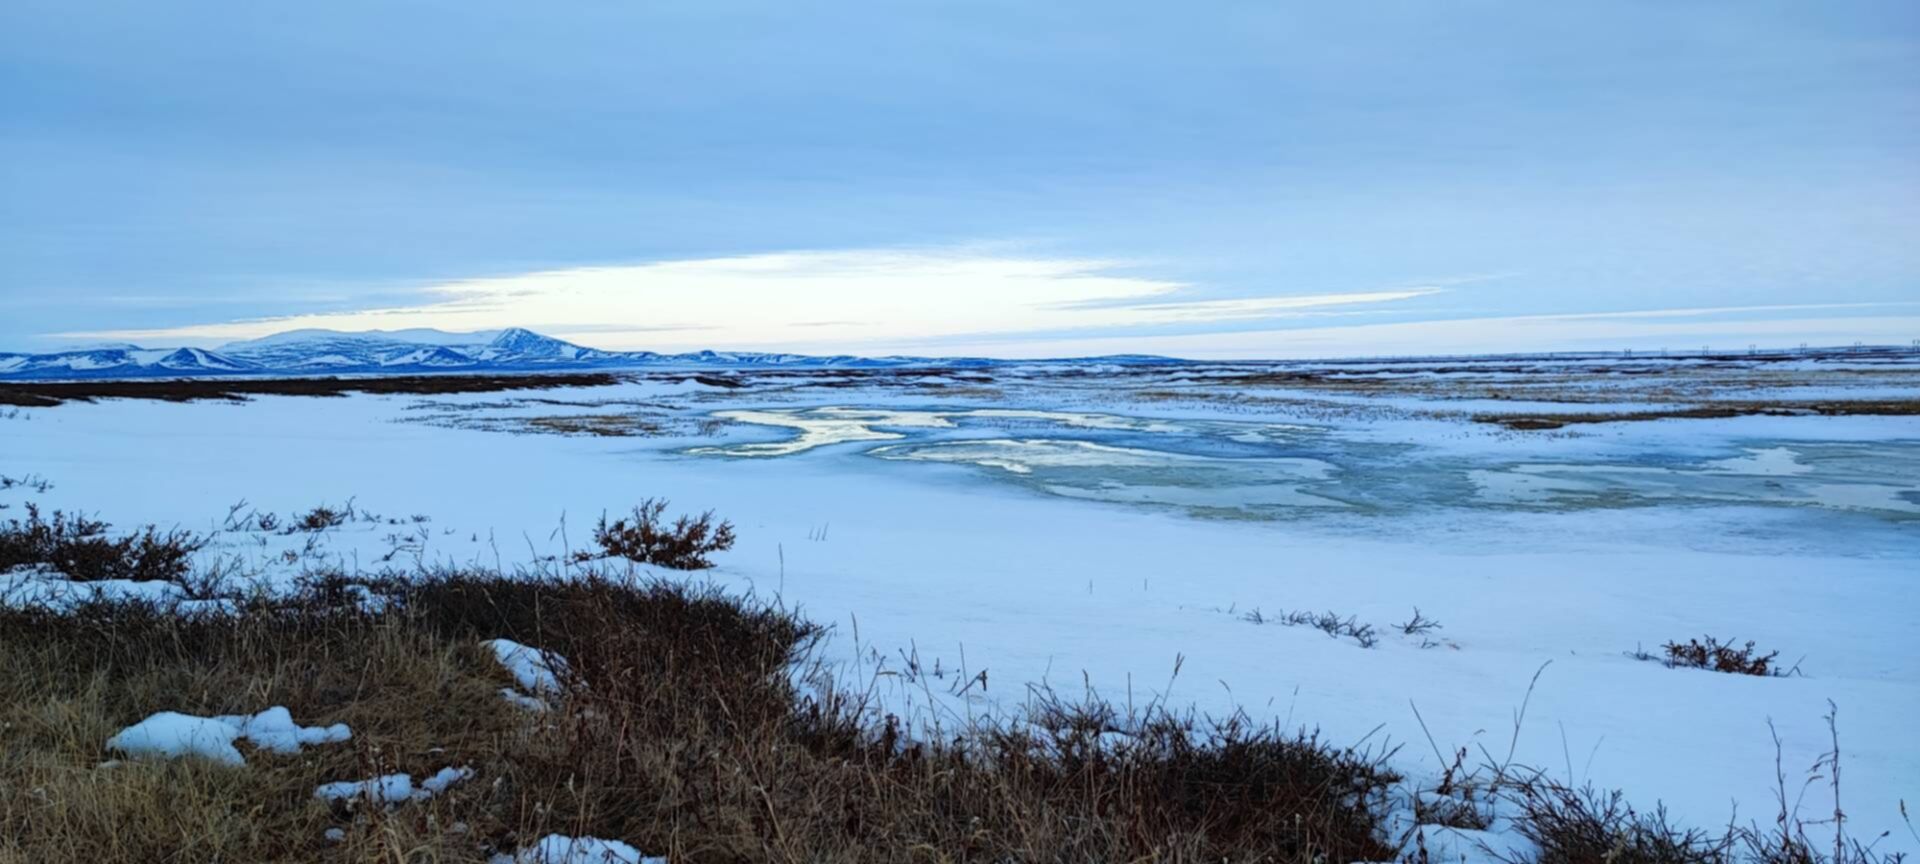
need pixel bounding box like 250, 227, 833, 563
1476, 400, 1920, 431
522, 414, 665, 437
405, 409, 719, 438
0, 373, 626, 407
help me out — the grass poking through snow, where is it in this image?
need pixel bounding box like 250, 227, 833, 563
1, 571, 1402, 862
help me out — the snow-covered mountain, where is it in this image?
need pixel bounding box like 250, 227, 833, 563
0, 327, 1159, 380
0, 346, 260, 378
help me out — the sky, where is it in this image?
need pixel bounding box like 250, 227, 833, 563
2, 0, 1916, 359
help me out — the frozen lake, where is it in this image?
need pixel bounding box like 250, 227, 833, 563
692, 404, 1920, 528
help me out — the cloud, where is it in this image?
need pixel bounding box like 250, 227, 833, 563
952, 306, 1920, 359
54, 249, 1442, 351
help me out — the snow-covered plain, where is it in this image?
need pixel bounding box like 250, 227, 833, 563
3, 358, 1916, 857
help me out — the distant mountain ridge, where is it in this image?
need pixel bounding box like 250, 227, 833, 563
0, 327, 1175, 380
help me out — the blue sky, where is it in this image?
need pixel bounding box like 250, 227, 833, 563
2, 0, 1915, 357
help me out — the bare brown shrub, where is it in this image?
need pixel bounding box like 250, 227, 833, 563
1663, 635, 1783, 677
0, 504, 205, 583
571, 499, 736, 570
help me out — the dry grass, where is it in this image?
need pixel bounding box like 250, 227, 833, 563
1474, 400, 1920, 431
0, 571, 1403, 862
0, 592, 519, 861
4, 509, 1908, 863
524, 414, 664, 437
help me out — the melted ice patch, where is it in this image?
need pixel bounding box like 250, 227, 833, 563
1704, 447, 1814, 476
872, 438, 1334, 478
689, 408, 949, 456
1470, 444, 1920, 515
690, 407, 1194, 457
872, 439, 1345, 513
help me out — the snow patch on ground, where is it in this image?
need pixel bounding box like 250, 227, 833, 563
314, 765, 471, 804
499, 687, 551, 712
490, 835, 663, 864
486, 639, 570, 694
0, 567, 236, 615
315, 773, 416, 804
106, 707, 351, 766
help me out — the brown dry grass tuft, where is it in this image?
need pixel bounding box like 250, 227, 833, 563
1, 571, 1402, 862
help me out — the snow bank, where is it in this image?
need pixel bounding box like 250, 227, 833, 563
490, 835, 663, 864
106, 707, 350, 766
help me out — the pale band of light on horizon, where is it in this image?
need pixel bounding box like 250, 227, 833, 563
54, 249, 1920, 359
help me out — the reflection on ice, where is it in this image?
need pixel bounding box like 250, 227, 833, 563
687, 409, 954, 457
1471, 446, 1920, 515
872, 439, 1346, 513
1704, 447, 1814, 476
871, 438, 1334, 477
690, 405, 1919, 521
690, 407, 1198, 458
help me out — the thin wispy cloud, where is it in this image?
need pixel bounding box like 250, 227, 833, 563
968, 307, 1920, 360
55, 249, 1445, 354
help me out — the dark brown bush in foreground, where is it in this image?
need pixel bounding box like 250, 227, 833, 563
1504, 777, 1904, 864
572, 498, 737, 569
0, 504, 205, 583
1512, 783, 1735, 864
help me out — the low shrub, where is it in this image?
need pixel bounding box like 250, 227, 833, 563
0, 473, 53, 493
1511, 783, 1736, 864
290, 504, 350, 532
1398, 607, 1444, 636
0, 504, 204, 583
1243, 606, 1380, 648
1663, 636, 1783, 677
572, 498, 736, 570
